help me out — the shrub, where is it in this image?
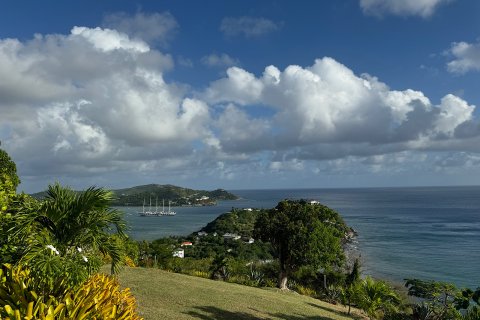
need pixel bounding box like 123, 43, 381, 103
321, 284, 343, 304
0, 264, 142, 319
353, 276, 401, 319
124, 256, 136, 267
295, 284, 318, 297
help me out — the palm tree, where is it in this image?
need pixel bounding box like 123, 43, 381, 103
15, 183, 127, 274
353, 276, 401, 319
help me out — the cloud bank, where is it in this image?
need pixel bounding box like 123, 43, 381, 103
1, 17, 479, 191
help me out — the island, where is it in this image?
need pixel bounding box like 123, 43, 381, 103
32, 184, 238, 207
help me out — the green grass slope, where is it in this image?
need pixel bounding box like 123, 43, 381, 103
117, 267, 365, 320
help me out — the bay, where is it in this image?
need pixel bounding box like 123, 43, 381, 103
121, 186, 480, 289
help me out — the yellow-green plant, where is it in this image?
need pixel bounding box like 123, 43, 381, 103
0, 173, 15, 213
0, 264, 142, 319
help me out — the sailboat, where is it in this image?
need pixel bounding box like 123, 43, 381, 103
142, 197, 156, 216
154, 197, 160, 216
165, 200, 176, 216
138, 198, 147, 216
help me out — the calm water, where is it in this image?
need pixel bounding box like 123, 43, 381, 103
121, 186, 480, 288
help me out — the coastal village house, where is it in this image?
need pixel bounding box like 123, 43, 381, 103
173, 249, 184, 258
223, 233, 241, 240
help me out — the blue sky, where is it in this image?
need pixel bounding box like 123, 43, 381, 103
2, 0, 480, 192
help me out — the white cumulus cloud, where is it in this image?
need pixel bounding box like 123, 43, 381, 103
0, 24, 211, 186
447, 40, 480, 74
204, 57, 478, 159
71, 26, 150, 52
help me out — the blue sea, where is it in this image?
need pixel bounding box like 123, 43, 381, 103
121, 186, 480, 289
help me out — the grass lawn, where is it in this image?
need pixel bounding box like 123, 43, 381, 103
115, 267, 366, 320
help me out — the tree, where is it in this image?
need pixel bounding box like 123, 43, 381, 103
0, 147, 20, 190
462, 287, 480, 320
405, 278, 463, 319
14, 183, 127, 275
253, 199, 347, 289
0, 146, 20, 220
344, 258, 361, 315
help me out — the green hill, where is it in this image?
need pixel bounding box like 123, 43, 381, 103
200, 208, 260, 238
116, 267, 365, 320
31, 184, 238, 206
111, 184, 238, 206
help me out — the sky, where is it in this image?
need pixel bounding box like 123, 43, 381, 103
2, 0, 480, 193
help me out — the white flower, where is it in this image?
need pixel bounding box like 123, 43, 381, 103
77, 247, 82, 253
46, 244, 60, 255
82, 255, 88, 262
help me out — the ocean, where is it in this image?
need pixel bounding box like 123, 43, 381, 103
121, 186, 480, 289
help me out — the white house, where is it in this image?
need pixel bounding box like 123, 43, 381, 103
223, 233, 241, 240
173, 249, 184, 258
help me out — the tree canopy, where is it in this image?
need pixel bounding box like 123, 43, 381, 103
0, 147, 20, 190
253, 199, 348, 289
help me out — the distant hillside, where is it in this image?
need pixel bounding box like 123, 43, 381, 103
111, 184, 238, 206
31, 184, 238, 206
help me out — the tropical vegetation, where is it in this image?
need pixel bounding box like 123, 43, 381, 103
0, 146, 142, 319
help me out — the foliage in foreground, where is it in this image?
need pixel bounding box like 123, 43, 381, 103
1, 183, 129, 297
1, 147, 141, 319
15, 183, 127, 274
0, 263, 142, 319
405, 278, 480, 320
